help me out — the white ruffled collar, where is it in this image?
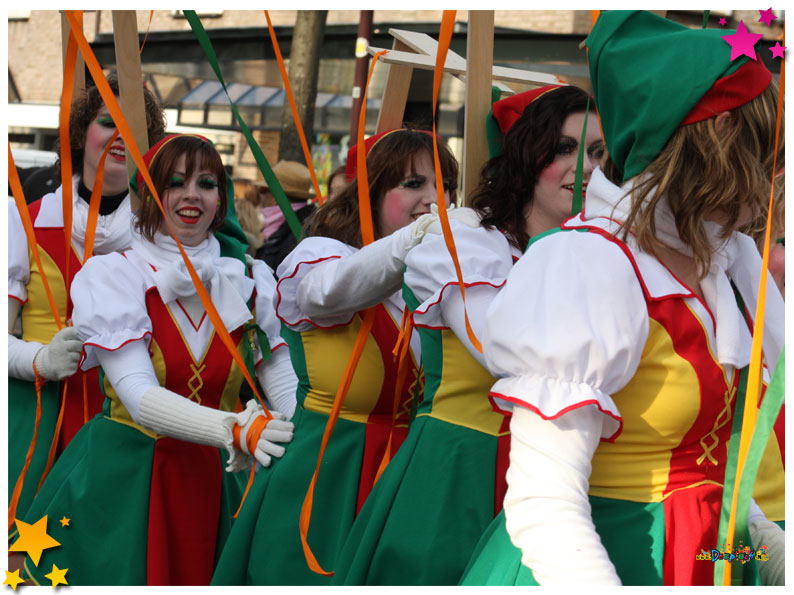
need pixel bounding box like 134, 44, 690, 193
35, 175, 132, 258
131, 227, 255, 332
584, 168, 783, 372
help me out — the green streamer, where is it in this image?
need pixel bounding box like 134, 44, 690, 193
702, 11, 710, 29
571, 96, 590, 216
184, 10, 303, 241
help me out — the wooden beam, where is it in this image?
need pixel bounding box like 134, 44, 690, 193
462, 11, 494, 205
375, 38, 414, 133
368, 44, 557, 87
112, 10, 150, 209
60, 11, 85, 96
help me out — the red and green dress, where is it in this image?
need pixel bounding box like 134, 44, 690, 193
21, 243, 269, 586
211, 236, 421, 585
332, 222, 521, 585
461, 170, 784, 586
7, 182, 127, 525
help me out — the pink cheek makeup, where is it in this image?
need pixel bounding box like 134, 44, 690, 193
382, 191, 409, 228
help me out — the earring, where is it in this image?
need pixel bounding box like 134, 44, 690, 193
217, 199, 222, 206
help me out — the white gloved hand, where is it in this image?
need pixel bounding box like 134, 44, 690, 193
233, 399, 294, 468
33, 326, 82, 381
413, 203, 481, 240
748, 499, 785, 586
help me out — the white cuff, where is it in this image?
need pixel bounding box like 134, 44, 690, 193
138, 386, 238, 456
8, 333, 44, 382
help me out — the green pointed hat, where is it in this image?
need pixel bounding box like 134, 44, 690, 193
586, 10, 772, 182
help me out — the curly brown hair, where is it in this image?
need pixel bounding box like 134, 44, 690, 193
471, 86, 596, 251
64, 71, 166, 177
305, 129, 459, 247
134, 135, 228, 242
607, 78, 783, 279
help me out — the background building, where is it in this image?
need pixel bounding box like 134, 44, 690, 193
8, 9, 784, 188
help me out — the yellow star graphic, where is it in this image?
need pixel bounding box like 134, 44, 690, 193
3, 569, 25, 591
8, 516, 61, 567
44, 564, 68, 588
59, 517, 70, 528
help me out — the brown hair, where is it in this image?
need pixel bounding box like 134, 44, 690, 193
471, 86, 597, 251
306, 129, 459, 247
235, 198, 265, 253
65, 72, 166, 177
607, 79, 783, 278
134, 136, 228, 241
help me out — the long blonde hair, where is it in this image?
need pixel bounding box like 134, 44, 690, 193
607, 80, 783, 278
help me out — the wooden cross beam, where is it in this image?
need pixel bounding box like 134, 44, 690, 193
60, 12, 85, 95
112, 10, 150, 208
368, 15, 562, 203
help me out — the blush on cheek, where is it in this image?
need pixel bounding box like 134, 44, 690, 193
381, 191, 408, 231
538, 160, 560, 182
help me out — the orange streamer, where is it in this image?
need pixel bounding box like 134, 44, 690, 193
64, 11, 268, 413
59, 13, 81, 296
428, 11, 482, 353
8, 367, 45, 534
83, 129, 119, 262
264, 10, 324, 204
298, 48, 388, 577
721, 54, 784, 586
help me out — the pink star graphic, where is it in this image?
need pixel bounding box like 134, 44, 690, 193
719, 17, 727, 27
722, 21, 763, 61
758, 8, 777, 27
770, 41, 786, 59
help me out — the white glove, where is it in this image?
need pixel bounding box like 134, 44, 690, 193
748, 499, 785, 586
233, 399, 294, 468
33, 326, 82, 381
413, 203, 481, 238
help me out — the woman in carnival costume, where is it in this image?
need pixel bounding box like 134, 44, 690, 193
461, 10, 784, 586
212, 128, 457, 585
20, 134, 297, 586
333, 85, 603, 585
7, 73, 166, 523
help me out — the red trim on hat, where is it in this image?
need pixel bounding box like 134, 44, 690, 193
491, 85, 566, 134
680, 58, 772, 126
135, 134, 212, 192
344, 129, 434, 182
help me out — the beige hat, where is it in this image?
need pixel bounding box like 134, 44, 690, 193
259, 160, 315, 200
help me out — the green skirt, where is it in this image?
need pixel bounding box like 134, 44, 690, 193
332, 415, 501, 585
461, 497, 762, 586
8, 377, 59, 528
18, 415, 246, 586
212, 406, 373, 585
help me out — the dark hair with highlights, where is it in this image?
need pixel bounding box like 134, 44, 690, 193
306, 128, 459, 247
471, 85, 597, 251
134, 136, 228, 241
64, 72, 166, 177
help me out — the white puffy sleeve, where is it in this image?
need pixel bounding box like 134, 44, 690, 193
484, 230, 649, 441
71, 252, 153, 370
275, 237, 358, 330
8, 200, 30, 302
405, 222, 514, 367
251, 258, 287, 355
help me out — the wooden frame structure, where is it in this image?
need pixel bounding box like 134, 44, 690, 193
368, 11, 564, 203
